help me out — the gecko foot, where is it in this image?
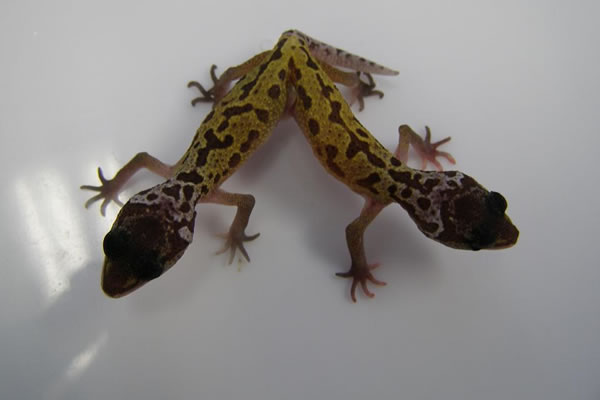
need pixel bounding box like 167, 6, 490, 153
415, 126, 456, 171
215, 230, 260, 264
80, 167, 124, 216
336, 262, 386, 302
398, 125, 456, 171
187, 64, 219, 106
352, 72, 384, 112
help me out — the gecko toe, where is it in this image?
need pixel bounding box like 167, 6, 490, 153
216, 231, 260, 264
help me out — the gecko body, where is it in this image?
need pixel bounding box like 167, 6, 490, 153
83, 30, 518, 300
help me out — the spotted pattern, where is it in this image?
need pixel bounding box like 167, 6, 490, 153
308, 119, 320, 136
268, 84, 281, 99
97, 31, 516, 299
325, 145, 345, 178
285, 32, 496, 244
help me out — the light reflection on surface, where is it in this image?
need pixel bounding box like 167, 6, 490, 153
46, 332, 109, 400
65, 331, 108, 381
15, 169, 91, 307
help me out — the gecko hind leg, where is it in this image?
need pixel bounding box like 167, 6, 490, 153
396, 125, 456, 171
318, 62, 385, 111
336, 198, 387, 302
201, 189, 260, 264
187, 65, 218, 105
188, 50, 271, 107
352, 72, 384, 112
81, 152, 175, 216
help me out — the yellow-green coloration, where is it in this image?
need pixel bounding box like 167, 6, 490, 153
82, 30, 518, 301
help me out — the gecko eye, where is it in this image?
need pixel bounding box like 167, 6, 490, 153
103, 228, 131, 259
486, 191, 507, 216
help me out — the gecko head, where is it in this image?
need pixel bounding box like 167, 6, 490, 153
425, 172, 519, 251
100, 189, 196, 298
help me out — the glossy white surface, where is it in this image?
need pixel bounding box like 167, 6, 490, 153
2, 1, 599, 399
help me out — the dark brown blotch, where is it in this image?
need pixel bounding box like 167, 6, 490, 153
287, 57, 302, 82
315, 73, 334, 98
267, 84, 281, 99
240, 130, 260, 153
183, 185, 194, 201
388, 170, 437, 194
296, 85, 312, 110
161, 184, 181, 201
217, 120, 229, 133
420, 222, 439, 233
328, 101, 344, 124
356, 128, 369, 138
223, 103, 254, 118
325, 145, 345, 178
179, 202, 191, 213
390, 157, 402, 167
254, 108, 269, 123
203, 110, 215, 124
417, 197, 431, 210
344, 132, 386, 168
308, 119, 320, 136
228, 153, 241, 169
195, 130, 234, 167
356, 173, 381, 195
177, 170, 205, 184
299, 47, 319, 70
423, 179, 440, 192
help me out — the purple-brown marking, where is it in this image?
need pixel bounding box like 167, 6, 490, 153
240, 130, 260, 153
228, 153, 241, 168
356, 173, 381, 195
308, 119, 320, 136
325, 145, 345, 178
268, 84, 281, 99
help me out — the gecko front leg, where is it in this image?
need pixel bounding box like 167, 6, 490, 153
396, 125, 456, 171
81, 152, 175, 216
187, 64, 219, 105
336, 198, 387, 302
200, 189, 260, 263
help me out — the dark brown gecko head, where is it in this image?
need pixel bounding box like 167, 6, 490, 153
101, 184, 196, 298
425, 172, 519, 251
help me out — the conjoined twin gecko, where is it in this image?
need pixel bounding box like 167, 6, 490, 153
82, 30, 519, 301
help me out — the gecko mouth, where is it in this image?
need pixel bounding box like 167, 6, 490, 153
100, 227, 164, 298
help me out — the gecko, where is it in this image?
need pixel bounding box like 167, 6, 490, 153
82, 30, 519, 301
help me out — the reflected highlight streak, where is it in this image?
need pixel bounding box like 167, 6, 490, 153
46, 332, 109, 400
15, 169, 90, 306
66, 332, 108, 380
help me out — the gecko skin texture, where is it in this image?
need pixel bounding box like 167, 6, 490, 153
82, 30, 519, 301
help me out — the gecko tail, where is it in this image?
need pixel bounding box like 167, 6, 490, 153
284, 29, 399, 76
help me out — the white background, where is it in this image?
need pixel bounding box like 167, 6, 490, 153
1, 1, 599, 399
